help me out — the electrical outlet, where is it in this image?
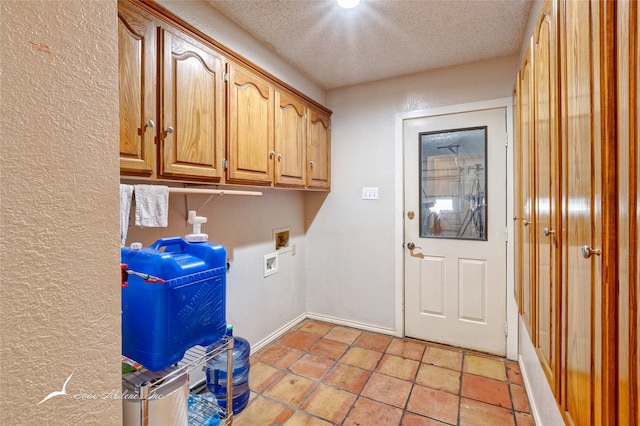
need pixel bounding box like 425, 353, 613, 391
362, 187, 379, 200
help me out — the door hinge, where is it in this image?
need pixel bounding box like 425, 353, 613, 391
505, 227, 509, 242
505, 322, 509, 336
222, 159, 228, 170
504, 132, 509, 147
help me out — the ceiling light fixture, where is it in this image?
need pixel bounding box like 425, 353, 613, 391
337, 0, 360, 9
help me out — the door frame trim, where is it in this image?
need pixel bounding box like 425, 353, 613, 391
394, 97, 518, 360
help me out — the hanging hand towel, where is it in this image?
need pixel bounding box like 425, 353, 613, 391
120, 184, 134, 247
134, 184, 169, 227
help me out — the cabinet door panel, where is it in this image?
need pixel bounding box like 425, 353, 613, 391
307, 109, 331, 190
118, 4, 156, 175
533, 0, 560, 391
274, 90, 306, 188
559, 0, 603, 423
616, 1, 639, 424
516, 48, 534, 335
227, 64, 274, 185
160, 29, 225, 181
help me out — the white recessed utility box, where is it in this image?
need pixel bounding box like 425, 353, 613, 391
263, 252, 279, 277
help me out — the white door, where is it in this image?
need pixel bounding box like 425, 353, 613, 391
404, 107, 507, 356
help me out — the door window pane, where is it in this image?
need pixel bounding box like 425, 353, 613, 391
419, 127, 487, 240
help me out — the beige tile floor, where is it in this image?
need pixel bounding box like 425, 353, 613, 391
233, 319, 534, 426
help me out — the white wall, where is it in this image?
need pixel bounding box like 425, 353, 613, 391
1, 1, 121, 424
306, 56, 520, 331
125, 188, 308, 347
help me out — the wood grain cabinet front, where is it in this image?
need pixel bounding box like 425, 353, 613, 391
117, 3, 156, 176
158, 28, 226, 182
226, 63, 275, 186
306, 108, 331, 190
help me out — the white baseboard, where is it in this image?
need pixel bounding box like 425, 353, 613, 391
518, 316, 565, 426
250, 312, 402, 355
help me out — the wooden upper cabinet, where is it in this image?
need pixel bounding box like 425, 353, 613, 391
227, 63, 275, 185
274, 90, 306, 188
159, 28, 225, 181
117, 3, 156, 176
306, 108, 331, 190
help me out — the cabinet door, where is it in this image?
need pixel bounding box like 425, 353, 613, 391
559, 0, 604, 423
616, 1, 639, 424
306, 108, 331, 190
227, 63, 274, 185
533, 0, 560, 393
515, 46, 535, 336
274, 90, 306, 188
118, 3, 156, 176
159, 28, 225, 181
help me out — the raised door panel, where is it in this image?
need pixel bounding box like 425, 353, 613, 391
616, 1, 639, 424
517, 48, 535, 336
559, 0, 603, 423
118, 3, 156, 176
160, 29, 225, 181
274, 90, 306, 188
533, 0, 560, 391
307, 108, 331, 190
227, 64, 274, 185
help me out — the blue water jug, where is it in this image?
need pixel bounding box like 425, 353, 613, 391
206, 327, 250, 414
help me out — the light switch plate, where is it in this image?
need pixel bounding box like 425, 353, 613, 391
362, 187, 379, 200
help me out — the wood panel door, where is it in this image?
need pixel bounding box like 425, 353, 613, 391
117, 3, 156, 176
516, 47, 535, 336
559, 0, 605, 423
274, 89, 306, 188
616, 1, 639, 424
227, 63, 275, 186
306, 108, 331, 190
159, 28, 225, 181
533, 0, 560, 392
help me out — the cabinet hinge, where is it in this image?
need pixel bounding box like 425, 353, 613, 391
222, 159, 228, 170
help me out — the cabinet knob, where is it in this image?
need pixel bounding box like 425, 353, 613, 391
523, 220, 531, 226
309, 161, 315, 168
269, 151, 275, 158
581, 245, 601, 259
277, 153, 283, 160
165, 126, 174, 133
543, 227, 555, 237
145, 120, 155, 128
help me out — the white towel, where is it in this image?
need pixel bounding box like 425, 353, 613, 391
134, 184, 169, 227
120, 184, 134, 247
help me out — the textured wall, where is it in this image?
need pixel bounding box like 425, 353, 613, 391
0, 1, 122, 424
306, 56, 520, 330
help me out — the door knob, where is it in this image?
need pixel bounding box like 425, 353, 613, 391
543, 227, 555, 237
407, 242, 422, 250
581, 245, 601, 259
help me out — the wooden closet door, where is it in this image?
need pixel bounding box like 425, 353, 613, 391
559, 0, 604, 424
516, 47, 535, 336
533, 0, 560, 391
616, 0, 639, 424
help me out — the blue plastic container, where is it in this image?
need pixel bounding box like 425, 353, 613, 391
121, 237, 227, 371
206, 328, 250, 414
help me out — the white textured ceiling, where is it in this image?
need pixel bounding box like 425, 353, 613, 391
206, 0, 533, 89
